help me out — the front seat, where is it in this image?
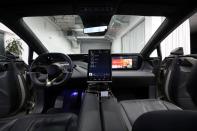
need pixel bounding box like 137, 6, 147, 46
0, 113, 77, 131
186, 61, 197, 106
118, 48, 184, 130
0, 54, 78, 131
159, 48, 197, 109
0, 58, 29, 118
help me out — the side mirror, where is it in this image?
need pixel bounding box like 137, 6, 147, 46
170, 47, 184, 55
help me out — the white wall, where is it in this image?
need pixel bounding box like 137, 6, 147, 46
111, 16, 190, 58
111, 16, 144, 53
121, 20, 145, 53
161, 20, 190, 58
24, 17, 76, 54
80, 39, 111, 53
145, 17, 164, 43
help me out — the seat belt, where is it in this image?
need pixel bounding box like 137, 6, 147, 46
165, 55, 180, 102
10, 60, 27, 114
158, 58, 172, 99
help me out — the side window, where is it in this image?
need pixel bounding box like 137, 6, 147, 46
160, 20, 190, 59
150, 49, 158, 57
0, 23, 29, 63
33, 52, 38, 59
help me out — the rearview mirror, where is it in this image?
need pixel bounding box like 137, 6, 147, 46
84, 26, 107, 34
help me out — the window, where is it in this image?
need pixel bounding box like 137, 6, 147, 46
160, 20, 190, 58
23, 15, 165, 54
33, 52, 38, 59
121, 20, 145, 53
150, 49, 158, 57
0, 23, 29, 63
120, 16, 165, 54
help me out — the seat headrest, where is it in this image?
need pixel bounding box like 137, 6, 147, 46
132, 110, 197, 131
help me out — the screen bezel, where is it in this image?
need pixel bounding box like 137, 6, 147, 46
87, 49, 112, 83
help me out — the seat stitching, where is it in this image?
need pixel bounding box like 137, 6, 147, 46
161, 100, 169, 110
120, 103, 133, 127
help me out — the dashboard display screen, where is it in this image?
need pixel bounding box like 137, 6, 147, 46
88, 50, 112, 82
112, 55, 138, 69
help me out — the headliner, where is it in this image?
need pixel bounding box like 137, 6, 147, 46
0, 0, 196, 17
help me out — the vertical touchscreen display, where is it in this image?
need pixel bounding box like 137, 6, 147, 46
87, 50, 112, 82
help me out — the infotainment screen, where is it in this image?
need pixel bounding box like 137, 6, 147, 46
87, 50, 112, 82
112, 55, 138, 70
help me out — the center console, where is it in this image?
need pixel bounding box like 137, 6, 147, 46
78, 49, 128, 131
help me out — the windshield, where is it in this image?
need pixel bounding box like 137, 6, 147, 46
23, 15, 165, 54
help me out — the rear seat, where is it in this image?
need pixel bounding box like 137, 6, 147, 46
100, 97, 181, 131
120, 99, 181, 131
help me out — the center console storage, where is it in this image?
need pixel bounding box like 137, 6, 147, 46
100, 95, 128, 131
78, 83, 128, 131
78, 93, 102, 131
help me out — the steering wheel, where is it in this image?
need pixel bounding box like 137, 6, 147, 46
29, 53, 73, 87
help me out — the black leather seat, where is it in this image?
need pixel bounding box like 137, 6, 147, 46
0, 57, 78, 131
132, 110, 197, 131
0, 60, 29, 117
120, 99, 181, 131
186, 61, 197, 106
0, 113, 77, 131
78, 93, 102, 131
0, 58, 32, 127
159, 48, 197, 109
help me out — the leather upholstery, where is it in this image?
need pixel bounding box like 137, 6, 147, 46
0, 113, 77, 131
120, 99, 181, 131
0, 61, 29, 117
78, 93, 102, 131
101, 97, 128, 131
187, 59, 197, 106
161, 56, 197, 109
133, 110, 197, 131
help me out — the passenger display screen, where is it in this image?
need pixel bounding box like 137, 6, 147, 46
112, 55, 138, 69
87, 50, 112, 82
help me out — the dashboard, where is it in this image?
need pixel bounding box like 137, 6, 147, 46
67, 53, 154, 88
69, 53, 142, 70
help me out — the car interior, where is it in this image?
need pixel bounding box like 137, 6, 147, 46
0, 0, 197, 131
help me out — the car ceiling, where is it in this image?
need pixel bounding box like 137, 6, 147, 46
0, 0, 196, 17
